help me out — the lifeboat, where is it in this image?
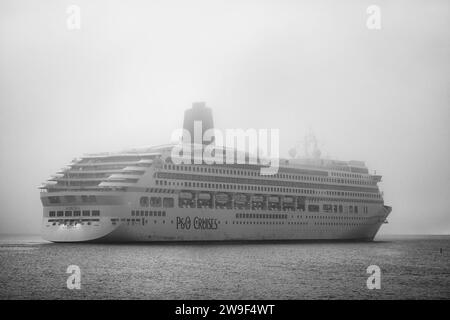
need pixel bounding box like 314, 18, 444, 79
283, 196, 294, 204
252, 195, 265, 202
198, 192, 211, 200
234, 194, 248, 204
198, 192, 212, 208
268, 196, 280, 203
283, 196, 295, 210
215, 193, 230, 204
179, 191, 193, 199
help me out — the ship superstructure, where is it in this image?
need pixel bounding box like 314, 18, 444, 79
40, 103, 391, 242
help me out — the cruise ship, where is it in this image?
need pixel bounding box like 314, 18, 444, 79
40, 103, 391, 242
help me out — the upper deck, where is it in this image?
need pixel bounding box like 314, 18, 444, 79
40, 144, 382, 197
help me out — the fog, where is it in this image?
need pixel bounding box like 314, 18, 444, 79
0, 0, 449, 234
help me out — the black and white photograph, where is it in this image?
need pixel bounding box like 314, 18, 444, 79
0, 0, 449, 309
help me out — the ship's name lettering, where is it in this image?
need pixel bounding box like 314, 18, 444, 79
176, 216, 218, 230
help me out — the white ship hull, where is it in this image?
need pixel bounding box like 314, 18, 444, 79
41, 197, 391, 242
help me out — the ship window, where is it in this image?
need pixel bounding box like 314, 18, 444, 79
308, 205, 320, 212
65, 211, 72, 217
57, 211, 64, 217
163, 198, 174, 208
82, 210, 90, 216
354, 206, 358, 213
48, 196, 60, 204
73, 211, 81, 217
49, 211, 56, 217
150, 197, 162, 207
140, 196, 149, 207
92, 210, 100, 216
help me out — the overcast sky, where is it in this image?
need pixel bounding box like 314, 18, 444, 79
0, 0, 449, 235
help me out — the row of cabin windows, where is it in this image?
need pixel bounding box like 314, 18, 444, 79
311, 215, 369, 220
232, 221, 371, 226
123, 214, 370, 223
163, 164, 374, 185
165, 164, 259, 176
72, 164, 131, 171
314, 222, 372, 226
330, 171, 365, 178
77, 156, 148, 164
55, 181, 101, 187
132, 210, 166, 217
140, 197, 174, 208
236, 213, 288, 219
117, 219, 292, 226
116, 219, 372, 227
114, 215, 372, 227
155, 180, 381, 199
155, 173, 378, 195
64, 173, 108, 179
48, 195, 97, 204
233, 221, 286, 225
48, 210, 100, 217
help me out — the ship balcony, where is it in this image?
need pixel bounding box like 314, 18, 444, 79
106, 173, 141, 180
70, 161, 144, 167
49, 177, 105, 182
136, 159, 153, 166
64, 169, 131, 174
122, 166, 147, 172
99, 181, 139, 188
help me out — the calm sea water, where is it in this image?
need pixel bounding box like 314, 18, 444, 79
0, 234, 448, 300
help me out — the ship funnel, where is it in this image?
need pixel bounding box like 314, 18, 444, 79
182, 102, 214, 145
